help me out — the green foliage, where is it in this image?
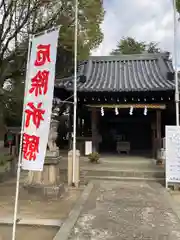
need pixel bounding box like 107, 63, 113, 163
146, 42, 160, 53
88, 152, 100, 163
56, 0, 104, 77
0, 0, 104, 125
0, 153, 13, 166
111, 37, 160, 55
111, 37, 146, 55
0, 76, 24, 126
176, 0, 180, 13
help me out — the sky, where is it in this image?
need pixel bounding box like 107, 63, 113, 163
92, 0, 180, 65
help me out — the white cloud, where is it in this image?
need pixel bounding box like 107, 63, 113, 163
92, 0, 179, 60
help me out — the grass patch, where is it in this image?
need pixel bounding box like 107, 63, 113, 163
0, 153, 13, 173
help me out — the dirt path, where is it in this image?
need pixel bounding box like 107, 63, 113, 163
0, 180, 82, 220
0, 226, 58, 240
0, 178, 83, 239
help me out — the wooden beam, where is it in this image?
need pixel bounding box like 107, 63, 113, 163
87, 104, 166, 109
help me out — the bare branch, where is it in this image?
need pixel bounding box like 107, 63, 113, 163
1, 7, 14, 42
0, 0, 5, 10
1, 1, 42, 58
0, 0, 14, 42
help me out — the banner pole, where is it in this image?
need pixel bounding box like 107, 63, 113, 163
12, 35, 32, 240
72, 0, 78, 185
173, 0, 179, 126
165, 160, 168, 189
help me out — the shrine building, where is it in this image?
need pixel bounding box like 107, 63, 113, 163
54, 53, 176, 158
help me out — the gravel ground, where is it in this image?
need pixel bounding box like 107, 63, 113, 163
0, 178, 83, 240
0, 180, 82, 220
68, 181, 180, 240
0, 225, 58, 240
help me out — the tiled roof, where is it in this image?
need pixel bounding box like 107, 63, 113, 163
55, 53, 175, 92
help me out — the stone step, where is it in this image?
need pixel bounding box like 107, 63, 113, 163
86, 176, 165, 183
59, 167, 165, 184
61, 157, 156, 167
84, 169, 165, 179
81, 164, 157, 170
92, 160, 155, 165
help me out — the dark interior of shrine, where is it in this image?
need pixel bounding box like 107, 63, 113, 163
98, 108, 152, 154
91, 106, 174, 156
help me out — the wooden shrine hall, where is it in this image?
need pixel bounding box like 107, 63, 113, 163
54, 53, 176, 158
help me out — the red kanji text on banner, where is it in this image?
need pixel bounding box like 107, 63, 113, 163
22, 29, 59, 171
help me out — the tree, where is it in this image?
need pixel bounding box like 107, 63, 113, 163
111, 37, 146, 55
176, 0, 180, 13
146, 42, 160, 53
111, 37, 160, 55
0, 0, 104, 125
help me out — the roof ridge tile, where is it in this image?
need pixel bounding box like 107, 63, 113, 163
55, 53, 174, 92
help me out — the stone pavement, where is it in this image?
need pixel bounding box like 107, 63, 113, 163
67, 181, 180, 240
0, 178, 82, 220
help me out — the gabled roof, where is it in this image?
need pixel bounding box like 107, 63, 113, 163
55, 53, 175, 92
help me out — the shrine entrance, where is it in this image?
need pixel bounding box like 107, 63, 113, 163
90, 104, 166, 158
98, 108, 152, 155
55, 53, 176, 161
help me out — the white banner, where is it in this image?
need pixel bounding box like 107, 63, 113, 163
21, 29, 59, 171
165, 126, 180, 183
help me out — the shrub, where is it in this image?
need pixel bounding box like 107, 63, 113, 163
0, 153, 13, 166
88, 152, 100, 163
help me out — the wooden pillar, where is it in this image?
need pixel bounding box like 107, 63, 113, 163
151, 122, 156, 158
15, 133, 19, 156
80, 118, 83, 136
68, 105, 73, 150
77, 117, 81, 136
91, 108, 98, 152
156, 110, 162, 150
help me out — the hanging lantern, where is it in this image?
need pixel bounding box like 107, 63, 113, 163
115, 107, 119, 115
101, 107, 104, 116
129, 106, 133, 115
